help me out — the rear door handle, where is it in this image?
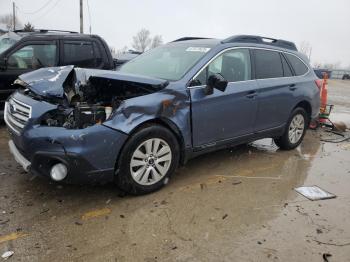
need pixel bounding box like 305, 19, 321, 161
289, 84, 297, 91
246, 91, 257, 99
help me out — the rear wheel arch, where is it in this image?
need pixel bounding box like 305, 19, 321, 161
275, 107, 308, 150
293, 100, 312, 123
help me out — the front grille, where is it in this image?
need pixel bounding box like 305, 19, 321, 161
4, 97, 32, 134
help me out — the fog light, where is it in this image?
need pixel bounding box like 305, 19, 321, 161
50, 163, 68, 181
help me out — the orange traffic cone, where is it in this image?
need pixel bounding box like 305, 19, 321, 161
320, 73, 328, 113
319, 73, 328, 124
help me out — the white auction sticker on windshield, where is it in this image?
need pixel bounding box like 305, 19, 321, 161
186, 47, 211, 53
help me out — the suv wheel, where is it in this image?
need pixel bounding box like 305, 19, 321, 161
274, 107, 308, 150
115, 125, 179, 195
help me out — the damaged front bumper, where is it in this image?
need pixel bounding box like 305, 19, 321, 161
8, 140, 31, 172
8, 124, 128, 184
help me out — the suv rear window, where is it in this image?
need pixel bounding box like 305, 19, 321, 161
63, 41, 102, 68
254, 49, 283, 79
285, 53, 308, 76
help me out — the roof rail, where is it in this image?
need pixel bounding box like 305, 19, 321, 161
221, 35, 298, 51
13, 29, 78, 34
172, 37, 211, 42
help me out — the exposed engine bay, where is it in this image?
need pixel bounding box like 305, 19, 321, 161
16, 66, 168, 129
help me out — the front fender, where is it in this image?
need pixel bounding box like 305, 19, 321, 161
103, 88, 192, 148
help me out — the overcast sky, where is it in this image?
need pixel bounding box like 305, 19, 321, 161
1, 0, 349, 67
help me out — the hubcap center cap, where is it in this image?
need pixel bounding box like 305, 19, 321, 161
148, 157, 155, 165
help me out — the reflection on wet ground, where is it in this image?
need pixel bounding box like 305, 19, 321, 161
0, 80, 350, 261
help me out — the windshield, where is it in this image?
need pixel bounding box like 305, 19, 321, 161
118, 45, 211, 81
0, 33, 20, 54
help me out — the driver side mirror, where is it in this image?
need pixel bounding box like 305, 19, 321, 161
0, 57, 7, 71
204, 73, 228, 95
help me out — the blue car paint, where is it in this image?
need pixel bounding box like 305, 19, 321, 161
18, 65, 169, 99
17, 66, 75, 98
10, 92, 128, 184
103, 86, 192, 147
190, 80, 259, 147
6, 38, 320, 184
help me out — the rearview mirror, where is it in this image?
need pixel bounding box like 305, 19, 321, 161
0, 57, 7, 70
204, 73, 228, 95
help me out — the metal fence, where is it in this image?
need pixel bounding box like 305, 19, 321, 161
330, 69, 350, 79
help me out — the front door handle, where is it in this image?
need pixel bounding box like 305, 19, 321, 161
246, 91, 257, 99
289, 84, 297, 91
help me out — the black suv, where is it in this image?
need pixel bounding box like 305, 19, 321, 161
0, 30, 115, 117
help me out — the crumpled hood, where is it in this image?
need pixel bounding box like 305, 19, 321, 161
18, 66, 169, 98
18, 66, 74, 98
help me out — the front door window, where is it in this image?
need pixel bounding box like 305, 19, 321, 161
7, 44, 57, 70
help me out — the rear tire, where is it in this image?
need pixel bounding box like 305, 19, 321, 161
115, 124, 179, 195
274, 107, 309, 150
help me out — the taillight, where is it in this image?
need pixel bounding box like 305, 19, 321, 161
315, 79, 322, 90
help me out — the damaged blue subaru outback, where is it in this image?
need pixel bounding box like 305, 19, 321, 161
5, 35, 320, 195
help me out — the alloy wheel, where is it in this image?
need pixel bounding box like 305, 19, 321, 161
288, 114, 305, 144
130, 138, 172, 185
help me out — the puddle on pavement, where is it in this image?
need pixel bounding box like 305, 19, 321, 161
330, 112, 350, 127
1, 125, 350, 261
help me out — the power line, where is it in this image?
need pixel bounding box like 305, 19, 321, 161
30, 0, 61, 22
17, 0, 56, 15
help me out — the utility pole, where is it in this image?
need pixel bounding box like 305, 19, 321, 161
80, 0, 83, 33
13, 2, 16, 31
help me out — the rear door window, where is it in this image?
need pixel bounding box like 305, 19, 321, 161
192, 48, 251, 85
63, 41, 102, 68
285, 53, 308, 76
254, 49, 283, 79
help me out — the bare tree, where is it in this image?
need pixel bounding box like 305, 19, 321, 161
109, 46, 116, 56
151, 35, 163, 49
23, 22, 35, 32
313, 61, 322, 69
132, 29, 152, 52
333, 61, 342, 69
299, 41, 312, 60
313, 61, 344, 70
0, 14, 23, 31
115, 46, 129, 57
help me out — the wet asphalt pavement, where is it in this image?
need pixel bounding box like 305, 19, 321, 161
1, 80, 350, 262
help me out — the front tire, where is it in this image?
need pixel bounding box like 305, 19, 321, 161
274, 107, 309, 150
115, 125, 179, 195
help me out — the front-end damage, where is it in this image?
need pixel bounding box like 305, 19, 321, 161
15, 66, 169, 130
6, 66, 191, 184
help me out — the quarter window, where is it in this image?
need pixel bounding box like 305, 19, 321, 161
192, 49, 251, 85
285, 53, 308, 76
7, 44, 57, 70
254, 49, 283, 79
281, 54, 293, 77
